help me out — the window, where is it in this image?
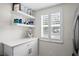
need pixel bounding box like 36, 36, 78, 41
41, 15, 49, 38
50, 12, 61, 40
41, 10, 63, 43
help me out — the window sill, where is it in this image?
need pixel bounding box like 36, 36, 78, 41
39, 38, 64, 44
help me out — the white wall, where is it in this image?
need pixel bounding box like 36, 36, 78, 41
0, 3, 25, 55
0, 3, 12, 55
35, 3, 79, 56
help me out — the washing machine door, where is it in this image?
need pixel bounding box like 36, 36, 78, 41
76, 16, 79, 49
74, 16, 79, 53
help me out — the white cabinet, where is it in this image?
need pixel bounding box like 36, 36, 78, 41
4, 39, 38, 56
0, 43, 4, 56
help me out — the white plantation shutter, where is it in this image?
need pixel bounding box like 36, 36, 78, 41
41, 10, 63, 43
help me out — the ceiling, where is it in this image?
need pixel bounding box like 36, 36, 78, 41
21, 3, 60, 11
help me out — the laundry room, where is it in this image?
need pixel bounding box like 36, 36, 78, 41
0, 3, 79, 56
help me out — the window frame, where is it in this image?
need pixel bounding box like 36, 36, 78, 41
40, 8, 64, 43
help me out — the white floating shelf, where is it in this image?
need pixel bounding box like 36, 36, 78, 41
12, 11, 35, 19
16, 23, 35, 27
